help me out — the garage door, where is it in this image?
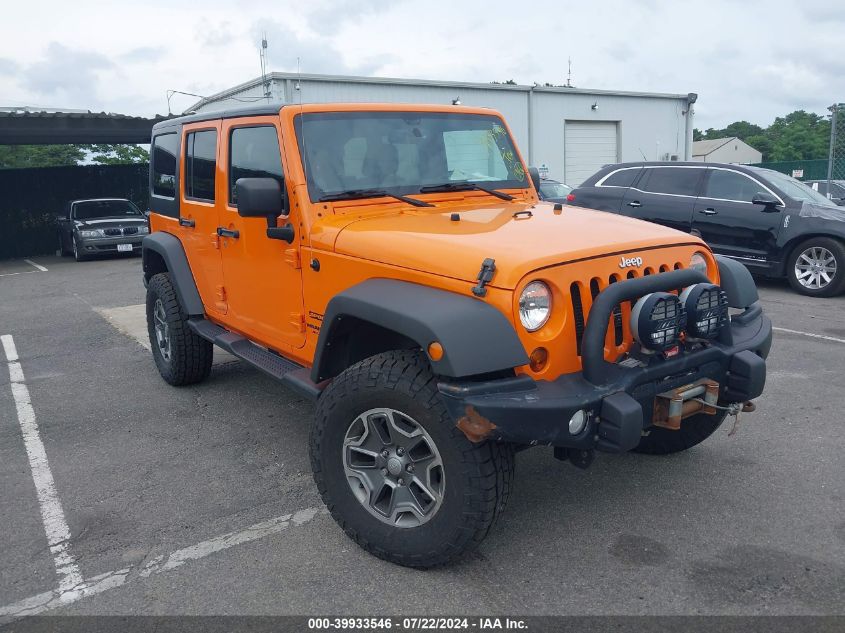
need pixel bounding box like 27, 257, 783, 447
564, 121, 619, 187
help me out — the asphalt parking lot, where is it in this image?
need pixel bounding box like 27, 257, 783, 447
1, 254, 844, 618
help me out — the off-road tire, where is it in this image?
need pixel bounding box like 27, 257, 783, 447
633, 411, 728, 455
146, 272, 212, 386
786, 237, 845, 297
310, 350, 515, 568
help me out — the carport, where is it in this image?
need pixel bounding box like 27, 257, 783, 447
0, 109, 171, 259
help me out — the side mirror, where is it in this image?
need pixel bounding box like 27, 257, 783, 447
235, 177, 286, 218
752, 192, 780, 208
528, 166, 542, 195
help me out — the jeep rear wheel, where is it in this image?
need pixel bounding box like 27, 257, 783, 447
311, 350, 514, 568
146, 272, 212, 386
633, 411, 728, 455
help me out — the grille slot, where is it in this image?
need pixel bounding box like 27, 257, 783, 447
103, 228, 122, 236
609, 276, 624, 345
123, 226, 138, 235
570, 282, 585, 356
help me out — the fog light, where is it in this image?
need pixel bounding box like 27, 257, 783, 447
679, 283, 729, 340
569, 409, 587, 435
630, 292, 685, 352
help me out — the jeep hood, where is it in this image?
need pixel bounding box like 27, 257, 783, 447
327, 202, 703, 289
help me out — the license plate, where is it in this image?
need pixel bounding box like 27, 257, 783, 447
117, 244, 133, 252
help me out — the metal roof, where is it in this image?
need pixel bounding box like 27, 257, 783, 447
0, 110, 172, 145
189, 71, 694, 112
692, 137, 741, 157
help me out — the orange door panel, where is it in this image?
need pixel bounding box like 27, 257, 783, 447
218, 118, 305, 349
179, 121, 226, 315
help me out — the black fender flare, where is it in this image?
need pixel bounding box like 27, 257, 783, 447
141, 232, 204, 316
311, 279, 529, 382
715, 254, 759, 308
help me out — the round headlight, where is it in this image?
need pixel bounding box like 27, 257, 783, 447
630, 292, 685, 352
519, 281, 552, 332
679, 283, 728, 340
690, 251, 709, 275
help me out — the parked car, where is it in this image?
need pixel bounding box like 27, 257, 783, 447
57, 198, 149, 262
537, 178, 572, 203
568, 162, 845, 296
805, 179, 845, 206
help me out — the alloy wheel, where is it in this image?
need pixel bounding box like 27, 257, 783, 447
153, 299, 172, 362
794, 246, 837, 290
343, 407, 445, 528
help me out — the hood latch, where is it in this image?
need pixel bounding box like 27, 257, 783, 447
472, 258, 496, 297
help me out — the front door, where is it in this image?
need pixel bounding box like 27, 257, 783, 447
620, 166, 704, 234
178, 122, 227, 315
692, 168, 783, 268
218, 118, 306, 350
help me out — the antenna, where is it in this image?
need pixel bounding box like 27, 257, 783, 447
259, 33, 271, 102
566, 57, 572, 88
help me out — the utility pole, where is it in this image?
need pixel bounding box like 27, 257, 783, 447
827, 104, 837, 192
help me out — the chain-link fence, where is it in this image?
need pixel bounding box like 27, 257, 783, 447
826, 103, 845, 184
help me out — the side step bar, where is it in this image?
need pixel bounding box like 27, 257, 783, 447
188, 319, 323, 401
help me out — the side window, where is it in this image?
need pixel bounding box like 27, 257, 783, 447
152, 133, 178, 198
229, 126, 283, 205
639, 167, 703, 196
600, 168, 640, 188
185, 130, 217, 201
704, 170, 766, 203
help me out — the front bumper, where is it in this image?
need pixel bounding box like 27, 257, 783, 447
438, 269, 772, 453
78, 235, 145, 254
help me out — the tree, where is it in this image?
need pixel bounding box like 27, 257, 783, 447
85, 144, 149, 165
0, 144, 87, 169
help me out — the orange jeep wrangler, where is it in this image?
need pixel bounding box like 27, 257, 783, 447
143, 103, 771, 567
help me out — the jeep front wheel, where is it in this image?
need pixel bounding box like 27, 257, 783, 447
145, 272, 212, 386
311, 350, 514, 568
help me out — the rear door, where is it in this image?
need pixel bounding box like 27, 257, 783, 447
574, 166, 643, 213
620, 166, 704, 233
178, 121, 227, 316
218, 118, 306, 350
692, 167, 783, 266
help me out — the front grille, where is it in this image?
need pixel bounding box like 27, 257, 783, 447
102, 227, 138, 236
103, 228, 122, 236
569, 260, 686, 358
123, 226, 138, 235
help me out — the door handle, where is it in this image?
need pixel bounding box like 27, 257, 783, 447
179, 217, 195, 228
627, 201, 642, 208
217, 227, 240, 239
698, 208, 718, 215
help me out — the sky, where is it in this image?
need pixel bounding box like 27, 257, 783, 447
1, 0, 843, 130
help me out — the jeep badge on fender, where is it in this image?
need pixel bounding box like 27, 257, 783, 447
141, 102, 771, 569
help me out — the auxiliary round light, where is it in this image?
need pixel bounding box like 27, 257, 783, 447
630, 292, 685, 352
568, 409, 587, 435
519, 281, 552, 332
679, 283, 729, 340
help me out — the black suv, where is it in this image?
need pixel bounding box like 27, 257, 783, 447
568, 162, 845, 297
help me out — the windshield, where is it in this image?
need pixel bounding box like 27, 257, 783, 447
294, 111, 528, 201
759, 170, 837, 207
74, 200, 142, 220
539, 181, 572, 199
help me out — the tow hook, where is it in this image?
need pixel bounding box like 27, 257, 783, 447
554, 447, 595, 470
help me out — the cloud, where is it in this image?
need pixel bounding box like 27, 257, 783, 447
22, 42, 112, 103
0, 58, 18, 75
304, 0, 403, 35
119, 46, 165, 64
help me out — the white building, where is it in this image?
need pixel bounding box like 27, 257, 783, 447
190, 72, 698, 186
692, 137, 762, 165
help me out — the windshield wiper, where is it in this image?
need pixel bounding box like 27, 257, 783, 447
418, 181, 514, 201
318, 189, 433, 207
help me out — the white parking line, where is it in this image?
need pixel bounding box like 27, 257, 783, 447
0, 270, 39, 278
24, 259, 48, 272
772, 326, 845, 345
1, 335, 83, 601
0, 506, 325, 619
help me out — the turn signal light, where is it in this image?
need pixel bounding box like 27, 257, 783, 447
529, 347, 549, 372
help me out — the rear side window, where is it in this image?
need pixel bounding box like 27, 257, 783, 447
229, 126, 283, 204
704, 170, 765, 202
639, 167, 703, 196
600, 168, 640, 188
152, 133, 178, 198
185, 130, 217, 201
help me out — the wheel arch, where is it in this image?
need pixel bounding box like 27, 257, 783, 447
141, 232, 204, 316
311, 279, 529, 383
